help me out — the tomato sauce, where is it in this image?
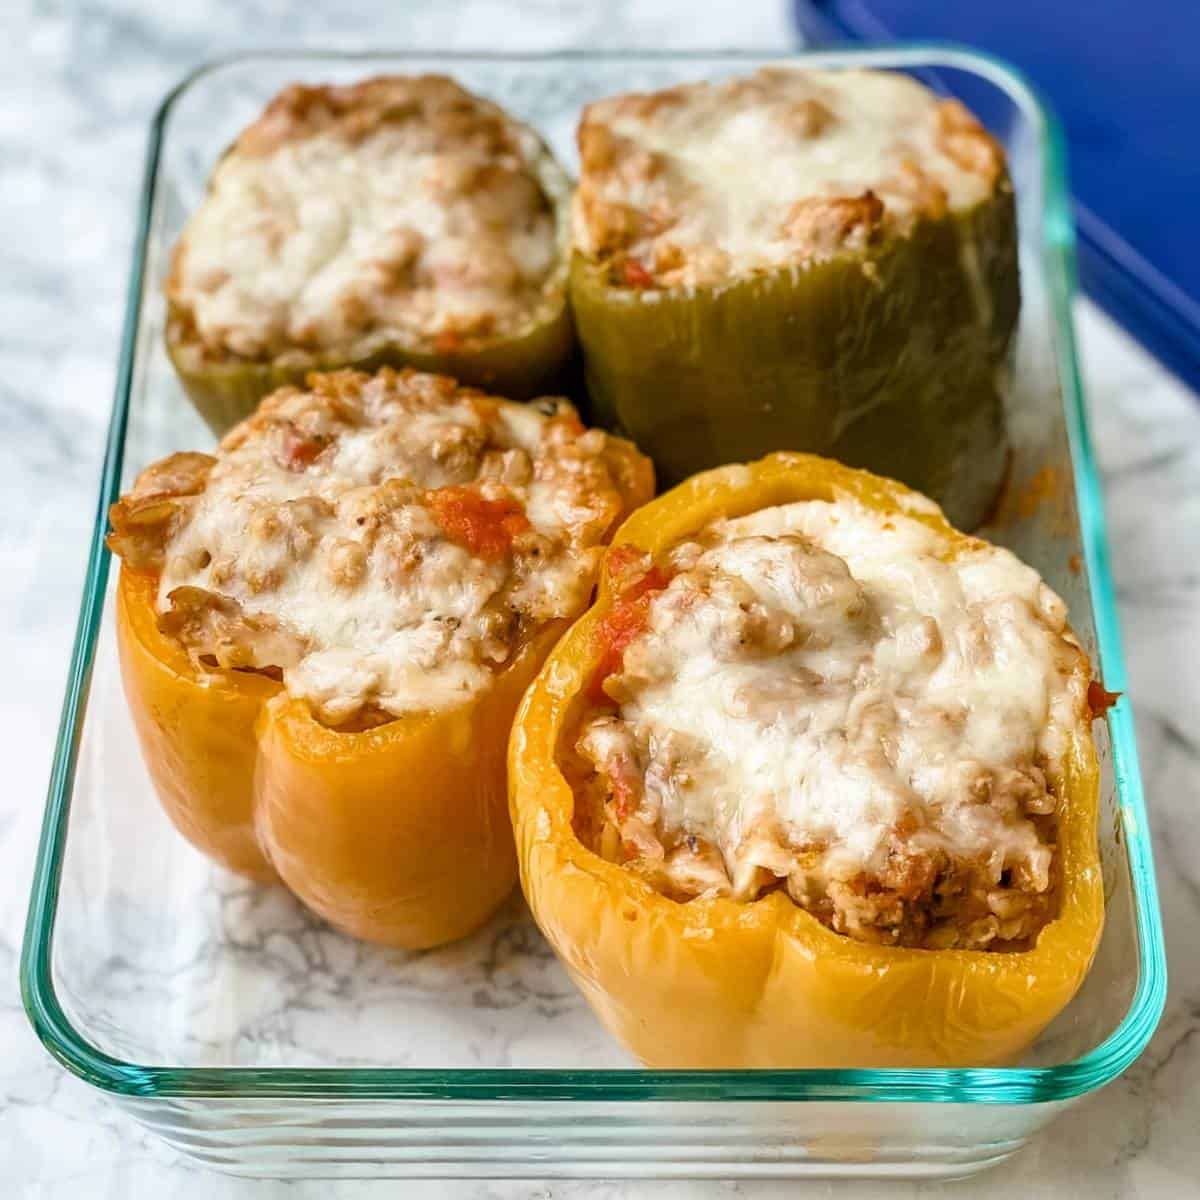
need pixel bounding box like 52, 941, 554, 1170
427, 486, 530, 560
620, 258, 654, 288
588, 564, 671, 701
279, 426, 330, 471
1088, 680, 1121, 718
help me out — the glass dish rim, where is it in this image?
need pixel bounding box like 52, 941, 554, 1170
20, 43, 1167, 1107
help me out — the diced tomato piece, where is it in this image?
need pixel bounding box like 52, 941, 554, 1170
621, 258, 654, 288
1088, 680, 1121, 718
279, 427, 329, 472
588, 565, 671, 701
427, 486, 531, 560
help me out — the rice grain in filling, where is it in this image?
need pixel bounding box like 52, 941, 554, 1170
573, 497, 1091, 950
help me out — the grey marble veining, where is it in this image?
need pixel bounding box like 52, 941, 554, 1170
2, 2, 1198, 1196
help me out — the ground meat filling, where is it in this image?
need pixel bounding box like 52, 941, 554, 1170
571, 500, 1090, 951
108, 367, 645, 725
168, 75, 564, 361
574, 66, 1004, 289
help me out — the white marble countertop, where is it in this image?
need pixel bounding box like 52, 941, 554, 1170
2, 2, 1197, 1196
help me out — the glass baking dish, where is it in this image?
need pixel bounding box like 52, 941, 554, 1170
21, 47, 1166, 1180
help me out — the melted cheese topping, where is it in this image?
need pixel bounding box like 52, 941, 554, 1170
575, 497, 1089, 949
168, 76, 565, 361
574, 67, 1003, 288
109, 369, 649, 724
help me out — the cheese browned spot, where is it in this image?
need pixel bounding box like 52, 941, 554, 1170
168, 76, 565, 361
108, 368, 648, 725
574, 67, 1005, 288
572, 497, 1090, 951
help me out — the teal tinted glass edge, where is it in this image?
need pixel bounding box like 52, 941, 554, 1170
20, 45, 1166, 1106
1024, 43, 1170, 1068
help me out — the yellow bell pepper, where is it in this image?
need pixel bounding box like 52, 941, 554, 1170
117, 567, 569, 947
509, 452, 1104, 1068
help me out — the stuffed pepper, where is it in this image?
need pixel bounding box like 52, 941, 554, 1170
108, 366, 653, 949
166, 75, 575, 430
509, 453, 1104, 1067
570, 67, 1019, 530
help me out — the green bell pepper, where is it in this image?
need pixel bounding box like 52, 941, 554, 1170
570, 181, 1019, 530
166, 143, 576, 434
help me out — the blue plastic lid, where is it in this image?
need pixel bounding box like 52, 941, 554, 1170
796, 0, 1200, 393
